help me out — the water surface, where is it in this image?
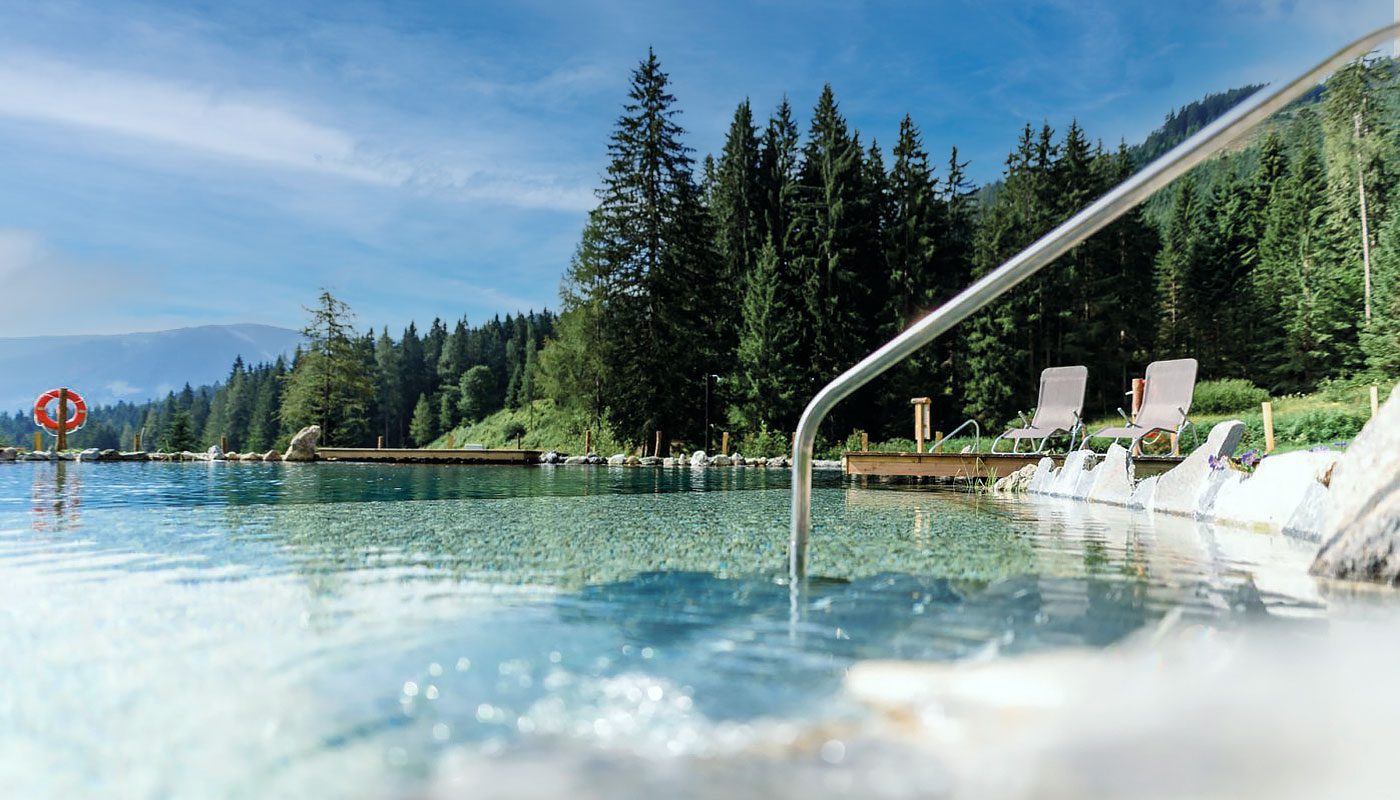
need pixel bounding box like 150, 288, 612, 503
0, 461, 1341, 798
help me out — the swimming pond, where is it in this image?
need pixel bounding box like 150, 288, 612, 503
0, 461, 1350, 798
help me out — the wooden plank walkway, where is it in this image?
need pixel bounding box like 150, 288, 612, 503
317, 447, 541, 464
843, 451, 1182, 480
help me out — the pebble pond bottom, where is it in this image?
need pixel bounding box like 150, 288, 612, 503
0, 461, 1385, 799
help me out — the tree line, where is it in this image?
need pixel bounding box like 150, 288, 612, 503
0, 298, 555, 451
536, 51, 1399, 448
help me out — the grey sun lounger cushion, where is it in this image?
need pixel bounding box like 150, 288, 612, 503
1090, 357, 1198, 442
999, 365, 1088, 441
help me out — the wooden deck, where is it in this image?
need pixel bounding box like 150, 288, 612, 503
842, 451, 1182, 480
317, 447, 542, 464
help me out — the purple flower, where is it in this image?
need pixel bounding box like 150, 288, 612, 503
1241, 450, 1261, 469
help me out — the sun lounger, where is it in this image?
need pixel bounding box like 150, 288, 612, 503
1087, 358, 1198, 455
990, 366, 1088, 453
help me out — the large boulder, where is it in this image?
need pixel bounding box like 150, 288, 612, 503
1148, 420, 1246, 517
0, 447, 17, 462
691, 450, 710, 468
993, 463, 1037, 493
607, 453, 627, 465
1085, 444, 1135, 505
282, 426, 321, 462
1311, 384, 1400, 582
262, 450, 282, 462
207, 445, 225, 461
79, 447, 102, 462
563, 455, 588, 465
1211, 450, 1340, 531
1127, 475, 1158, 509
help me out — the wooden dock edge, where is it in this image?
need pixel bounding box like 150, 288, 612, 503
842, 451, 1182, 480
317, 448, 542, 465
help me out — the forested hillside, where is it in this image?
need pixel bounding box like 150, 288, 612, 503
5, 53, 1397, 455
534, 51, 1400, 448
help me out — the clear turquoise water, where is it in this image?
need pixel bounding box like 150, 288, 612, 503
0, 461, 1331, 798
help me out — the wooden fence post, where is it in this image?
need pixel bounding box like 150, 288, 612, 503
1261, 401, 1276, 453
56, 389, 68, 452
933, 431, 944, 452
654, 431, 662, 457
910, 397, 931, 453
1371, 385, 1381, 418
720, 431, 729, 456
859, 431, 869, 452
220, 435, 228, 453
134, 431, 142, 452
34, 431, 42, 453
584, 429, 592, 455
377, 435, 385, 450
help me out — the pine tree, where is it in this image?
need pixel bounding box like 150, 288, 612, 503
408, 393, 435, 447
279, 291, 375, 446
734, 237, 800, 429
162, 410, 197, 453
555, 49, 715, 443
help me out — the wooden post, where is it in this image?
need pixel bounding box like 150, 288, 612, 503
720, 431, 729, 456
377, 435, 385, 450
584, 429, 592, 455
220, 434, 228, 453
654, 431, 662, 457
1371, 385, 1381, 418
933, 431, 944, 452
134, 431, 142, 452
1262, 401, 1276, 454
910, 397, 931, 453
859, 431, 869, 452
56, 388, 68, 452
1130, 378, 1146, 422
33, 431, 42, 453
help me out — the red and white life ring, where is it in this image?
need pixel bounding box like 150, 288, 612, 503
33, 388, 88, 435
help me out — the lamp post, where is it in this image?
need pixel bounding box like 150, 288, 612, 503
703, 373, 720, 453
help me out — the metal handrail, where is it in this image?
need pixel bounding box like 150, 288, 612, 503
788, 24, 1400, 580
933, 418, 980, 452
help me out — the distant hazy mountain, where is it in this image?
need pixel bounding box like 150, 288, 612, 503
0, 324, 304, 413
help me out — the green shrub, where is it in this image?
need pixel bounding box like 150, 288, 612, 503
1228, 408, 1367, 451
737, 424, 790, 458
1193, 378, 1269, 414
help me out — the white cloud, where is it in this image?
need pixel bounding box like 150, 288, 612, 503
0, 55, 595, 212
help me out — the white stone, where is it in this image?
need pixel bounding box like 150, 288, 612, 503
282, 425, 320, 462
1211, 450, 1340, 531
1148, 420, 1245, 517
607, 453, 627, 465
1046, 450, 1098, 497
1312, 384, 1400, 581
1283, 482, 1333, 541
813, 459, 843, 470
262, 450, 281, 462
1128, 475, 1158, 510
662, 457, 677, 467
1026, 457, 1057, 494
1085, 445, 1134, 505
79, 447, 102, 462
207, 445, 225, 461
564, 455, 588, 465
711, 454, 732, 467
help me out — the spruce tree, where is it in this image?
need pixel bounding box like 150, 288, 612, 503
408, 393, 435, 447
279, 291, 375, 446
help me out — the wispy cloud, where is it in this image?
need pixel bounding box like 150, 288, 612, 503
0, 54, 595, 211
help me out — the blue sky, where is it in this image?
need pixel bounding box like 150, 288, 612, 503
0, 0, 1393, 337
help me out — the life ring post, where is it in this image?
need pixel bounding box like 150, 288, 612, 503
57, 388, 68, 452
